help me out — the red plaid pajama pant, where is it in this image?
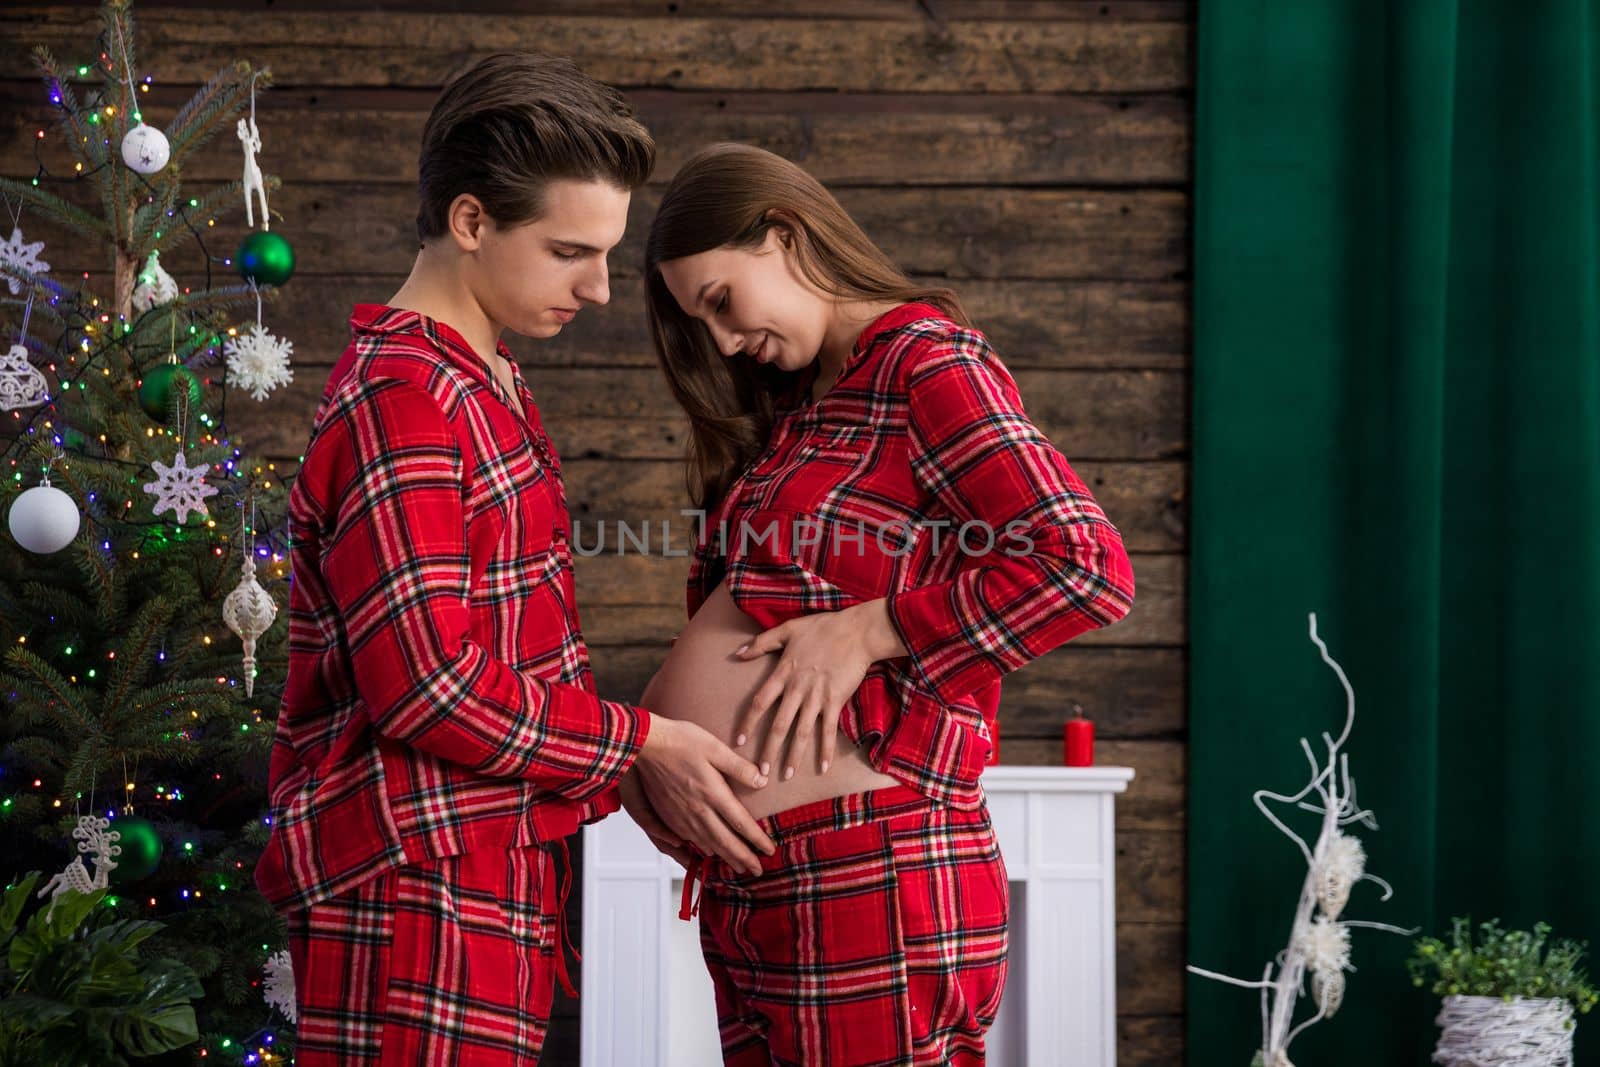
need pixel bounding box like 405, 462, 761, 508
684, 784, 1010, 1066
285, 841, 575, 1065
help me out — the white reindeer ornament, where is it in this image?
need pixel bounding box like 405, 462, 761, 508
237, 116, 269, 231
37, 814, 122, 918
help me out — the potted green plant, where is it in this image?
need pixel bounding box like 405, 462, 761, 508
1409, 917, 1598, 1066
0, 872, 202, 1067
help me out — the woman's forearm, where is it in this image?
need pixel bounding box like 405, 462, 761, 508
845, 597, 910, 663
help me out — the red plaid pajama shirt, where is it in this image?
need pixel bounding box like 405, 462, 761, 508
680, 301, 1135, 1064
257, 305, 650, 1062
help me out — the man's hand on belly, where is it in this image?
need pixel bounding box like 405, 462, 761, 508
619, 768, 696, 869
633, 715, 776, 877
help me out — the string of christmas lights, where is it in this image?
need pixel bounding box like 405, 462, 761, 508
5, 42, 292, 511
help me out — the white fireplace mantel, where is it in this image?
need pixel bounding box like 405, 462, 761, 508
581, 764, 1134, 1066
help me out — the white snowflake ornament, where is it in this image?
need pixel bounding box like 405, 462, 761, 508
0, 342, 49, 410
143, 450, 219, 523
36, 814, 121, 919
224, 322, 293, 401
263, 949, 296, 1022
223, 553, 277, 696
0, 226, 49, 296
130, 250, 179, 312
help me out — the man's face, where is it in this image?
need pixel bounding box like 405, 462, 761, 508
470, 178, 631, 340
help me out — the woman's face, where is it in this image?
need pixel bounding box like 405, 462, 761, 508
657, 228, 832, 373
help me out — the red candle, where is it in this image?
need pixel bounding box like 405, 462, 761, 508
1064, 704, 1094, 766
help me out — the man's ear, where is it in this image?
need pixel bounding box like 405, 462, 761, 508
446, 194, 489, 252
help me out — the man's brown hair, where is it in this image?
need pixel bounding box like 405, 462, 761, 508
416, 51, 655, 242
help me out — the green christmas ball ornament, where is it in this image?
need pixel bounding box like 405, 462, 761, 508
109, 815, 163, 883
236, 231, 295, 287
138, 361, 201, 421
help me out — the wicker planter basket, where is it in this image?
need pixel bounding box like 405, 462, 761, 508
1432, 994, 1575, 1066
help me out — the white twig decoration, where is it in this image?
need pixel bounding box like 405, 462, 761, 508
1187, 613, 1418, 1067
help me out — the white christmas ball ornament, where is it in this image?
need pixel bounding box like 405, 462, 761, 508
120, 122, 170, 175
8, 479, 80, 553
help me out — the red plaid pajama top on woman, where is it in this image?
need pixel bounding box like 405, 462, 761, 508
687, 301, 1136, 808
257, 304, 650, 915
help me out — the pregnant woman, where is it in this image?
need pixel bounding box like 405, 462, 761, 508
621, 142, 1137, 1066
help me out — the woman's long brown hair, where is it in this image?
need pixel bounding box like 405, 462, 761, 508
644, 142, 968, 513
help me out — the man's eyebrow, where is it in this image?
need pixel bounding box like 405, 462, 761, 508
549, 238, 606, 253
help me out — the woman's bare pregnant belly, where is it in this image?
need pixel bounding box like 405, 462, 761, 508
640, 581, 898, 821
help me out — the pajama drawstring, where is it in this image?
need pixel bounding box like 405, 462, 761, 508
548, 838, 579, 997
678, 853, 705, 921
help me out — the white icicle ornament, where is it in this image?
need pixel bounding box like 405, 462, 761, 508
223, 553, 277, 696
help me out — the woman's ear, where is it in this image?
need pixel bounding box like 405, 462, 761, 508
763, 209, 801, 250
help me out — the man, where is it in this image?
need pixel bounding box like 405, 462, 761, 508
256, 52, 773, 1064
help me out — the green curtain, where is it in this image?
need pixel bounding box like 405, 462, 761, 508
1190, 3, 1600, 1065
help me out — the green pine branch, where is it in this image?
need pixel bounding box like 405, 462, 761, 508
18, 581, 98, 633
73, 529, 129, 626
101, 596, 172, 712
0, 175, 110, 243
30, 46, 111, 180
154, 176, 281, 261
167, 62, 272, 169
129, 176, 180, 259
2, 646, 100, 753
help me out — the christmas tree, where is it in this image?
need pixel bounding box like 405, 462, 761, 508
1, 1, 297, 1062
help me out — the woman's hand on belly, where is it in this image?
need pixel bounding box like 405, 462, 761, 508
733, 597, 909, 782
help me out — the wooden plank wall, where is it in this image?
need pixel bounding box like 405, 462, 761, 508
2, 2, 1191, 1061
